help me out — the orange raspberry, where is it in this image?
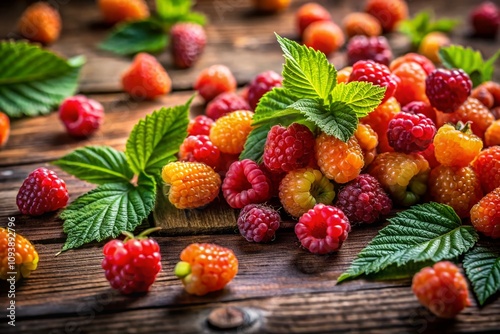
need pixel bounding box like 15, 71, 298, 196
412, 262, 471, 318
161, 161, 221, 209
0, 111, 10, 148
435, 97, 494, 140
18, 2, 61, 45
337, 66, 353, 84
470, 187, 500, 238
303, 21, 345, 56
429, 166, 483, 218
122, 53, 172, 100
98, 0, 149, 24
315, 133, 364, 184
418, 32, 450, 63
365, 0, 408, 32
355, 123, 378, 167
174, 243, 238, 296
209, 110, 253, 154
343, 12, 382, 38
471, 146, 500, 194
391, 61, 429, 106
433, 123, 483, 167
485, 120, 500, 147
390, 53, 435, 75
361, 97, 401, 153
1, 227, 39, 281
482, 81, 500, 107
296, 3, 332, 36
471, 85, 495, 109
278, 168, 335, 218
253, 0, 291, 12
368, 152, 430, 206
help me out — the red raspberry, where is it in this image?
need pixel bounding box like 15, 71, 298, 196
1, 228, 39, 281
247, 71, 283, 110
16, 167, 69, 216
471, 187, 500, 238
387, 112, 436, 153
346, 35, 393, 66
18, 2, 61, 45
470, 2, 500, 38
263, 123, 315, 173
0, 111, 10, 147
303, 21, 345, 57
102, 229, 161, 294
174, 243, 238, 296
178, 135, 220, 169
391, 61, 429, 106
418, 142, 439, 169
162, 161, 221, 209
390, 53, 435, 76
206, 92, 250, 120
237, 204, 281, 242
58, 95, 104, 137
412, 262, 471, 318
170, 23, 206, 69
361, 97, 401, 153
296, 3, 332, 36
187, 115, 214, 136
194, 65, 237, 102
343, 12, 382, 38
335, 174, 392, 224
209, 110, 254, 154
365, 0, 408, 32
295, 204, 351, 254
349, 60, 398, 104
471, 146, 500, 194
98, 0, 149, 24
433, 123, 483, 168
425, 69, 472, 113
401, 101, 436, 123
222, 159, 272, 209
215, 152, 240, 178
122, 53, 172, 100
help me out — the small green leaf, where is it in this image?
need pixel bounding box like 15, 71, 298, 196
99, 20, 168, 56
276, 34, 337, 101
156, 0, 192, 20
0, 41, 84, 118
338, 203, 479, 283
125, 97, 192, 177
288, 99, 358, 142
60, 173, 156, 251
463, 246, 500, 305
240, 124, 272, 163
252, 87, 299, 125
330, 82, 386, 118
398, 11, 458, 48
53, 146, 133, 184
177, 12, 207, 25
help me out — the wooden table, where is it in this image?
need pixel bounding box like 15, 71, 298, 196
1, 0, 500, 333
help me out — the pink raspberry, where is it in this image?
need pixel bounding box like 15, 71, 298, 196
222, 159, 272, 208
187, 115, 214, 136
205, 92, 251, 120
263, 123, 316, 173
349, 60, 398, 104
346, 35, 393, 66
178, 135, 220, 169
16, 167, 69, 216
387, 112, 436, 153
335, 174, 392, 224
425, 69, 472, 113
247, 70, 283, 110
470, 2, 500, 38
58, 95, 104, 137
295, 204, 351, 254
237, 204, 281, 242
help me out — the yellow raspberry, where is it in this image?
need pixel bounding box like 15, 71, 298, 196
485, 120, 500, 147
162, 161, 221, 209
1, 228, 39, 281
355, 123, 379, 167
315, 133, 364, 184
209, 110, 254, 154
433, 123, 483, 167
337, 67, 353, 84
361, 97, 401, 153
418, 32, 450, 63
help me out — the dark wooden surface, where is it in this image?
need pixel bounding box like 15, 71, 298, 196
1, 0, 500, 333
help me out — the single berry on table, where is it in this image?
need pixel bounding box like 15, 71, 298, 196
343, 12, 382, 38
470, 186, 500, 239
425, 69, 472, 113
16, 167, 69, 216
303, 21, 345, 57
247, 71, 283, 111
349, 60, 398, 104
433, 122, 483, 168
187, 115, 214, 136
470, 2, 500, 38
237, 204, 281, 242
295, 204, 351, 254
206, 92, 250, 120
194, 65, 237, 102
418, 32, 450, 64
471, 146, 500, 194
387, 112, 436, 153
347, 35, 393, 66
59, 95, 104, 137
98, 0, 149, 24
174, 243, 238, 296
171, 23, 207, 69
365, 0, 408, 32
0, 228, 38, 281
178, 135, 220, 169
122, 53, 171, 100
296, 3, 332, 36
209, 110, 253, 154
18, 2, 61, 44
0, 111, 10, 147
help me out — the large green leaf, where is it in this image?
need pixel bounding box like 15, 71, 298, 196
463, 246, 500, 305
125, 97, 192, 177
338, 203, 479, 282
0, 41, 84, 118
60, 174, 156, 251
53, 146, 133, 185
330, 82, 386, 118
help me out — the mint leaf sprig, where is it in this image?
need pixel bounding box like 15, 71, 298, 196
398, 10, 458, 48
53, 97, 192, 251
240, 34, 385, 162
100, 0, 206, 56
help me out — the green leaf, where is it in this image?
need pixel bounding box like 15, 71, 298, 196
398, 11, 458, 47
251, 87, 299, 126
240, 124, 273, 163
100, 20, 168, 56
0, 41, 84, 118
289, 99, 358, 142
463, 246, 500, 305
125, 97, 192, 177
156, 0, 192, 20
60, 173, 156, 251
276, 34, 337, 101
53, 146, 133, 185
177, 12, 207, 25
330, 82, 386, 118
338, 203, 479, 283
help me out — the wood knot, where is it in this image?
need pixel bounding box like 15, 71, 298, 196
207, 306, 246, 330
